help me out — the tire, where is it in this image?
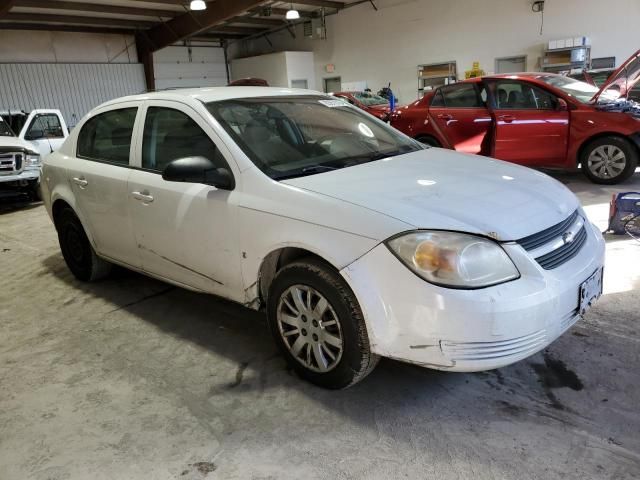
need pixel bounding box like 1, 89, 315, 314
581, 136, 638, 184
267, 258, 379, 389
416, 135, 441, 147
56, 207, 112, 281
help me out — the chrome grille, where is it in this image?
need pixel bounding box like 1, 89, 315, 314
0, 153, 22, 175
517, 210, 587, 270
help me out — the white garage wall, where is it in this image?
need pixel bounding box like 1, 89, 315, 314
230, 51, 316, 89
229, 0, 640, 103
153, 45, 228, 89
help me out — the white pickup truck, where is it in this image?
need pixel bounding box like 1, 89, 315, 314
0, 109, 69, 200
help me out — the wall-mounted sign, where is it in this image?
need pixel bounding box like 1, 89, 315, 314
325, 64, 335, 73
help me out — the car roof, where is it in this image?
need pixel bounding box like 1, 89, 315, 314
99, 86, 324, 109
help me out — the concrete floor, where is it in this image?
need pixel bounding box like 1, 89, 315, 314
1, 172, 639, 480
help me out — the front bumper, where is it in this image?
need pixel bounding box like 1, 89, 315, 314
0, 169, 39, 184
341, 221, 605, 372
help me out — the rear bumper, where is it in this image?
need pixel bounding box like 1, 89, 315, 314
341, 221, 605, 372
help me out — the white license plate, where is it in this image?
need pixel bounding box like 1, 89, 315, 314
579, 268, 603, 315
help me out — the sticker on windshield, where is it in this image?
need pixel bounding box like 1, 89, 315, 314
318, 99, 349, 108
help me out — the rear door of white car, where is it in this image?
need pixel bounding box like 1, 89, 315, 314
127, 100, 242, 299
67, 103, 141, 267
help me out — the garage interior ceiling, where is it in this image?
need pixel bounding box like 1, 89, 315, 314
0, 0, 364, 44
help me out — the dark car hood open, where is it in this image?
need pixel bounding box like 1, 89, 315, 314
592, 49, 640, 103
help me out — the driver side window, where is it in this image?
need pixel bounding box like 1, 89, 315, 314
142, 107, 226, 173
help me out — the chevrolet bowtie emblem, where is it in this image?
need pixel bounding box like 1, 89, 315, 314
562, 231, 575, 244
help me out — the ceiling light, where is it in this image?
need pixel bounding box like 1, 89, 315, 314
286, 3, 300, 20
190, 0, 206, 11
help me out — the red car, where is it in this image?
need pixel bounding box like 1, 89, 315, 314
391, 50, 640, 184
331, 91, 391, 121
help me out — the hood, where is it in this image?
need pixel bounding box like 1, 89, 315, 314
283, 149, 579, 241
592, 49, 640, 102
0, 135, 38, 154
368, 104, 391, 112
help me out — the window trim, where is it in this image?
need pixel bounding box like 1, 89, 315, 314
76, 106, 139, 167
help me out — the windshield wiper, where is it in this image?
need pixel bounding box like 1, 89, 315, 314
302, 165, 338, 173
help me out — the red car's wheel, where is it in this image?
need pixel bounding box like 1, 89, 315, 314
581, 136, 638, 185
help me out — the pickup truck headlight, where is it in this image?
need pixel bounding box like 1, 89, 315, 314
25, 153, 41, 167
387, 231, 520, 289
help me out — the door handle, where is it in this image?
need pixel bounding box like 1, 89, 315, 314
437, 114, 454, 121
132, 191, 154, 203
72, 177, 88, 187
498, 115, 515, 123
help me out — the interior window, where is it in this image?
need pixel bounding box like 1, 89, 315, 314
430, 89, 445, 107
27, 114, 64, 139
77, 108, 137, 165
493, 81, 557, 110
142, 107, 226, 173
440, 83, 484, 108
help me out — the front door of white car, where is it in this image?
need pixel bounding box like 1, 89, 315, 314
66, 105, 141, 267
127, 101, 242, 299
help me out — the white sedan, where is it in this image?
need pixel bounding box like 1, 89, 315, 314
41, 87, 605, 389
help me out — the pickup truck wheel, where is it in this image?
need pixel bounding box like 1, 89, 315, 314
581, 136, 638, 184
267, 258, 379, 389
56, 208, 112, 281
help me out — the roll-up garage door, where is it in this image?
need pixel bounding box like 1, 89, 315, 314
153, 45, 228, 90
0, 63, 145, 129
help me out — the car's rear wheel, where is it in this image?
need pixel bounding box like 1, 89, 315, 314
416, 135, 441, 147
267, 258, 379, 389
56, 207, 112, 281
581, 136, 638, 184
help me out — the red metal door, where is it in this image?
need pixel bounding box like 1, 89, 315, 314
428, 83, 492, 155
489, 80, 569, 166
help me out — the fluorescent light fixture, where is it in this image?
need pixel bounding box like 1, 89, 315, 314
190, 0, 206, 11
286, 3, 300, 20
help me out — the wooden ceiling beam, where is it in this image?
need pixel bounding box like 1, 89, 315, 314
5, 12, 155, 28
13, 0, 177, 18
140, 0, 266, 52
292, 0, 344, 9
0, 21, 134, 34
0, 0, 16, 18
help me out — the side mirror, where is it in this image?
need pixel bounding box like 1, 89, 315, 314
556, 98, 569, 111
162, 156, 234, 190
25, 129, 45, 140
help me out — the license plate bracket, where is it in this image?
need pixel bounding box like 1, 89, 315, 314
579, 268, 603, 315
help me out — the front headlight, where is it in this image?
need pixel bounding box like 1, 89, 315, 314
25, 153, 41, 167
387, 231, 520, 289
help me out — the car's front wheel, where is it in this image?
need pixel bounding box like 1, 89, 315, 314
56, 207, 112, 281
581, 136, 638, 184
267, 258, 379, 389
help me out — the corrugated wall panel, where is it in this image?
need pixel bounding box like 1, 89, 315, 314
0, 63, 145, 128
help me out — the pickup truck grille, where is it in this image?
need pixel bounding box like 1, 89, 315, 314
0, 153, 23, 175
516, 209, 587, 270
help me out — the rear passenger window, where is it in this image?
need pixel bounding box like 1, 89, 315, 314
492, 81, 557, 110
440, 84, 483, 108
142, 107, 227, 173
77, 108, 137, 165
430, 89, 445, 107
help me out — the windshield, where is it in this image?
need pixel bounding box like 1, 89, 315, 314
537, 75, 602, 103
206, 96, 423, 180
353, 92, 388, 106
0, 118, 15, 137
